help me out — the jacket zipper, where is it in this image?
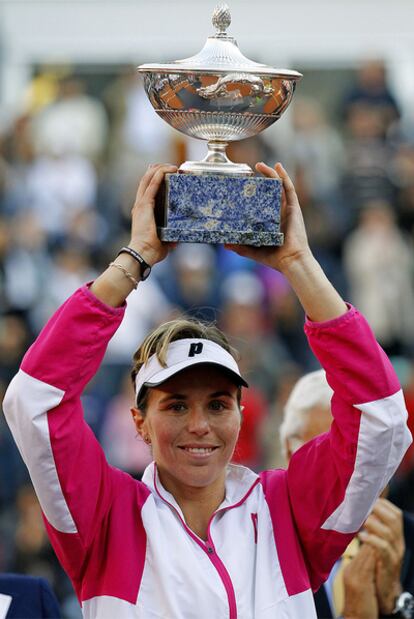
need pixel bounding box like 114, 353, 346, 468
203, 538, 237, 619
251, 513, 258, 544
153, 468, 260, 619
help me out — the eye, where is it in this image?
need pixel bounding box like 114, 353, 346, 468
209, 400, 226, 412
168, 402, 187, 412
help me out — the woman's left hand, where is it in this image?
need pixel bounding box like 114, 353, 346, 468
225, 161, 347, 322
225, 162, 312, 274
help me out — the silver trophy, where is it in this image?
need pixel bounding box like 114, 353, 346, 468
138, 4, 302, 245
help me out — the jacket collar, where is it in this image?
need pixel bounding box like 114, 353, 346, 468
142, 461, 259, 518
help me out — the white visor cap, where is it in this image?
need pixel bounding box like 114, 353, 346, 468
135, 338, 248, 404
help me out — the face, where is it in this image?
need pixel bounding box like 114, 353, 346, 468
286, 405, 332, 461
132, 365, 241, 498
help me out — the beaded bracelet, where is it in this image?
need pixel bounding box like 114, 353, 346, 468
108, 261, 139, 289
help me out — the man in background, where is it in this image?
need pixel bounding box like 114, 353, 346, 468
280, 369, 414, 618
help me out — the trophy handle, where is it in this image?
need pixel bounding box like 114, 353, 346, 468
197, 73, 274, 100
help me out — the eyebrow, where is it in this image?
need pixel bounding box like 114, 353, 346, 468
159, 390, 235, 404
159, 393, 187, 403
209, 391, 236, 399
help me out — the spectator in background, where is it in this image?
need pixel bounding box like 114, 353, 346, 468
289, 97, 345, 204
392, 141, 414, 236
161, 243, 221, 323
103, 71, 177, 215
279, 369, 414, 618
0, 134, 13, 212
340, 61, 399, 214
10, 485, 77, 618
227, 135, 276, 172
0, 115, 36, 220
260, 267, 317, 370
24, 147, 98, 243
1, 213, 49, 322
31, 77, 108, 163
262, 363, 302, 470
0, 379, 29, 541
31, 243, 97, 331
389, 361, 414, 514
342, 102, 396, 212
96, 272, 175, 403
0, 314, 32, 385
231, 386, 269, 471
0, 216, 11, 312
341, 59, 400, 132
343, 201, 414, 355
100, 374, 152, 479
219, 270, 292, 403
0, 573, 61, 618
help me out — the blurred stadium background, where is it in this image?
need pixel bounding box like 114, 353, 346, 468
1, 1, 414, 616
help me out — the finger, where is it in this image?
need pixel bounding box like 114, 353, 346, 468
358, 531, 398, 561
344, 544, 377, 575
135, 165, 160, 201
144, 165, 177, 202
372, 498, 403, 524
363, 513, 393, 542
135, 164, 176, 203
274, 163, 299, 206
371, 506, 404, 542
255, 161, 288, 217
255, 162, 280, 179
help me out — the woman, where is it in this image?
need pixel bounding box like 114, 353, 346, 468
3, 162, 411, 618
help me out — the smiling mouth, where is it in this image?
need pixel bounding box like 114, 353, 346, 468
179, 447, 219, 455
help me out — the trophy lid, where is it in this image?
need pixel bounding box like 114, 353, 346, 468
138, 4, 302, 80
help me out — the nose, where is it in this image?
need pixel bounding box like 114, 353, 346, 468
186, 407, 210, 436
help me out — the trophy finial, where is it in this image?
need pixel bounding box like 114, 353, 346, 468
212, 4, 231, 36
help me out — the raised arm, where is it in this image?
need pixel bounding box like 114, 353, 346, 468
2, 164, 176, 584
229, 162, 412, 589
226, 161, 347, 322
91, 163, 177, 307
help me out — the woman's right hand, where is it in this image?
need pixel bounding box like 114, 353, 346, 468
90, 163, 176, 307
129, 163, 178, 266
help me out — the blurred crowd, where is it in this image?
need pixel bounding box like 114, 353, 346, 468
2, 59, 414, 616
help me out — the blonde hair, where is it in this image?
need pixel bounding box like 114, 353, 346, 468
131, 317, 239, 410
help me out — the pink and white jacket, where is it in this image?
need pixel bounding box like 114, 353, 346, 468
3, 285, 412, 619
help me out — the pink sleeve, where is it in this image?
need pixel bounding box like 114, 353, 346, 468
286, 306, 411, 589
3, 286, 140, 570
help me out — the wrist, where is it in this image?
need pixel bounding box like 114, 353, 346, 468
128, 240, 158, 267
276, 248, 317, 278
381, 583, 403, 615
381, 590, 414, 619
115, 252, 142, 280
276, 249, 347, 321
118, 247, 152, 281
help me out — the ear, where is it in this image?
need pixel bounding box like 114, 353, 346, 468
131, 407, 146, 437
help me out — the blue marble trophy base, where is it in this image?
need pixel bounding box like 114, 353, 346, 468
155, 173, 283, 246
